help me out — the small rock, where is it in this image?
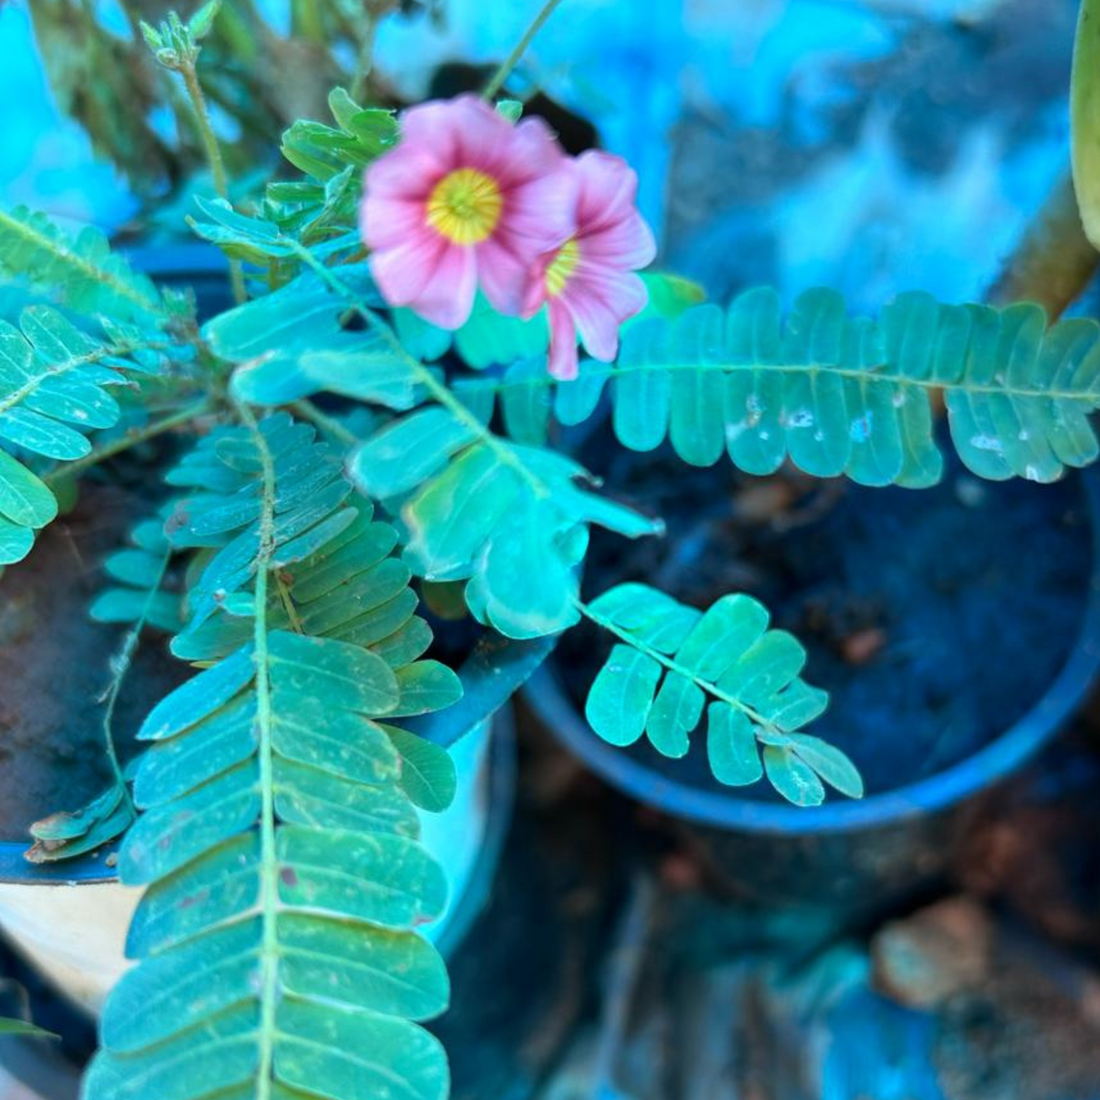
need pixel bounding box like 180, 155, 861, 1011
872, 897, 993, 1009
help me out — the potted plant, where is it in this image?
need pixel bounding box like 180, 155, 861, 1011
3, 1, 1100, 1098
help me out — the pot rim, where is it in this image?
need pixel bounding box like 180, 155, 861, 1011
524, 467, 1100, 836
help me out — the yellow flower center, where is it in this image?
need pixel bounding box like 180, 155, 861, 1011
425, 168, 503, 245
545, 238, 580, 296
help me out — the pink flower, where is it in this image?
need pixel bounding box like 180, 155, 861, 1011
361, 95, 576, 330
520, 151, 657, 381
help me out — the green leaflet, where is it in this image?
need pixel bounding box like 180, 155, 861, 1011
0, 1018, 57, 1039
85, 411, 458, 1100
0, 206, 165, 326
209, 265, 423, 411
394, 293, 550, 371
0, 305, 171, 561
467, 289, 1100, 486
348, 411, 661, 640
1073, 0, 1100, 249
583, 584, 861, 806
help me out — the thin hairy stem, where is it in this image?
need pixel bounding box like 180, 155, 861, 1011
178, 57, 247, 304
482, 0, 567, 101
350, 13, 380, 103
98, 547, 172, 794
45, 399, 209, 486
233, 397, 279, 1100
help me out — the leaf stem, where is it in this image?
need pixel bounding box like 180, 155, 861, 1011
289, 399, 358, 447
99, 547, 173, 794
45, 399, 209, 486
288, 244, 551, 497
178, 57, 248, 305
234, 398, 279, 1100
482, 0, 567, 101
575, 597, 782, 740
349, 12, 379, 103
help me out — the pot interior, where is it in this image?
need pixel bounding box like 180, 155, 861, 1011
558, 443, 1094, 799
0, 482, 186, 844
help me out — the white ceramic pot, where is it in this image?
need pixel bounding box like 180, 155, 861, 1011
0, 715, 500, 1017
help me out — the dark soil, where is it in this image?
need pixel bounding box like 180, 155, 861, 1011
558, 444, 1093, 798
0, 483, 186, 841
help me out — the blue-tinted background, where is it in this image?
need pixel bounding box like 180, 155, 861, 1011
0, 0, 1077, 312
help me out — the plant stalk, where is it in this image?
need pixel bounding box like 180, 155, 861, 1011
178, 58, 248, 304
482, 0, 567, 101
45, 399, 209, 486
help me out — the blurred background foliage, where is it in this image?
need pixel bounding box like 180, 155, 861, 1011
0, 0, 1081, 312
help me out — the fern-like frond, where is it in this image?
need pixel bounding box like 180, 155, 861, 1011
0, 306, 174, 563
85, 410, 460, 1100
205, 260, 663, 641
474, 288, 1100, 487
0, 207, 166, 327
348, 407, 662, 639
582, 584, 862, 806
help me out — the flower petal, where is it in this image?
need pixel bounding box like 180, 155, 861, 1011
397, 98, 471, 170
547, 298, 579, 381
361, 194, 428, 252
582, 210, 657, 269
365, 142, 445, 200
370, 233, 449, 309
563, 269, 648, 361
407, 243, 478, 330
505, 164, 579, 251
476, 234, 534, 317
496, 115, 570, 187
575, 150, 642, 233
519, 250, 553, 318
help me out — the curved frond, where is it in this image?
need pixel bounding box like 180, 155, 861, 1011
582, 584, 862, 806
479, 289, 1100, 487
0, 207, 165, 326
0, 306, 172, 563
348, 408, 662, 640
85, 412, 460, 1100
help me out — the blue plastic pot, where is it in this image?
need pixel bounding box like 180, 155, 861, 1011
524, 471, 1100, 911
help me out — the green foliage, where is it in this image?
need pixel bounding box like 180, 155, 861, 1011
0, 305, 169, 563
85, 411, 459, 1100
203, 258, 662, 640
90, 512, 183, 633
348, 406, 662, 639
487, 288, 1100, 487
206, 265, 424, 409
583, 584, 862, 806
25, 781, 133, 865
0, 207, 166, 327
0, 1017, 58, 1039
394, 294, 550, 371
139, 1, 222, 71
188, 88, 397, 263
1073, 0, 1100, 250
269, 87, 398, 244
